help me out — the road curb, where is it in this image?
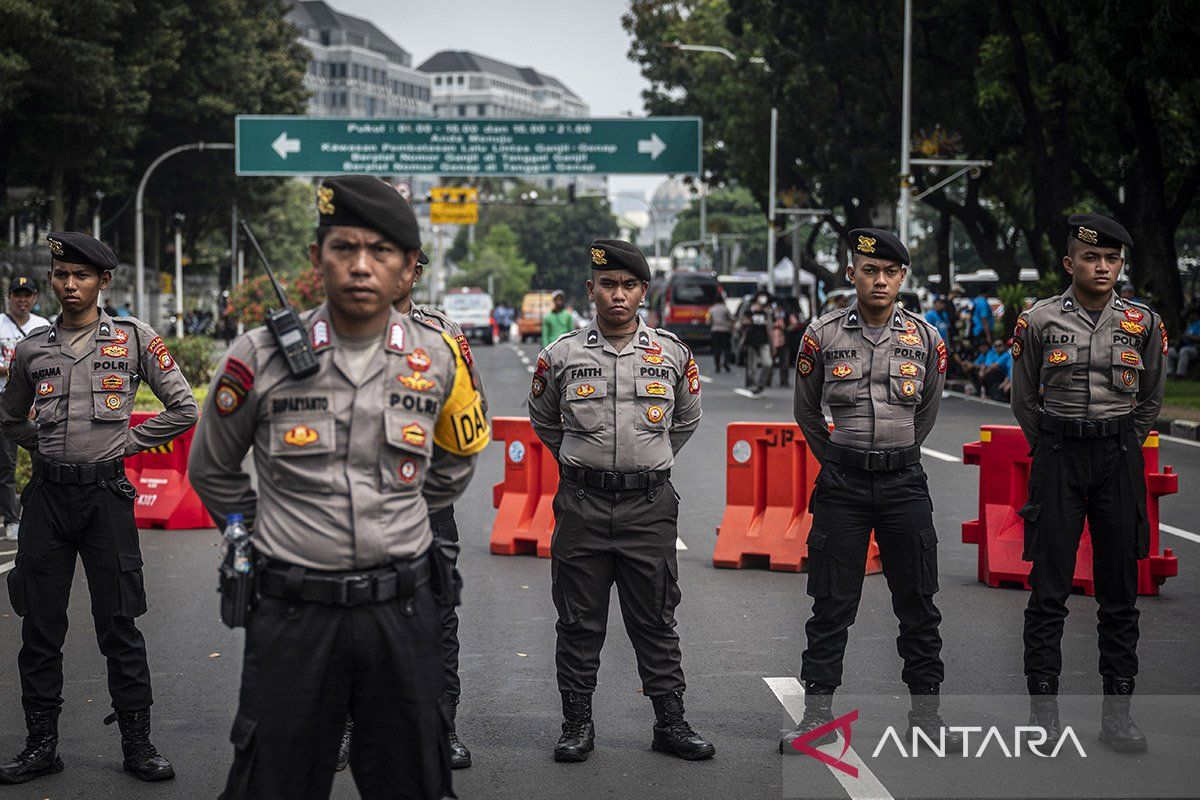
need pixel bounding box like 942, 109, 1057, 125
1163, 419, 1200, 441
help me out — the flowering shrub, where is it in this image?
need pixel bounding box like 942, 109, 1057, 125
227, 268, 326, 327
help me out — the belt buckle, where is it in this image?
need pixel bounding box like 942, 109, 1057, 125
345, 575, 373, 606
867, 451, 885, 471
602, 472, 621, 491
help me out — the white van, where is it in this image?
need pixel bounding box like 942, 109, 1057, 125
441, 288, 497, 346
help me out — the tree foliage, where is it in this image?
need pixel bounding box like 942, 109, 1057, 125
449, 224, 535, 307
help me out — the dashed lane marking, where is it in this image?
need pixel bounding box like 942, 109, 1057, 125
1161, 524, 1200, 544
734, 388, 758, 399
764, 677, 894, 800
920, 447, 961, 463
676, 537, 687, 551
699, 375, 713, 384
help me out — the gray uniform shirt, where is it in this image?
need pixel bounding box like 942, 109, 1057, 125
708, 303, 734, 333
187, 304, 489, 570
0, 311, 198, 462
793, 303, 946, 463
528, 317, 702, 472
1010, 286, 1166, 447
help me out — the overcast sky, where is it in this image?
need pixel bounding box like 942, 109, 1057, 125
329, 0, 662, 200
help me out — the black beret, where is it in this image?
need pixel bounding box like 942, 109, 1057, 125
317, 175, 421, 251
848, 227, 910, 266
1068, 214, 1132, 249
9, 275, 38, 294
589, 238, 651, 281
46, 232, 118, 272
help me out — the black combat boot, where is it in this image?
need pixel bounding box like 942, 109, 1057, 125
650, 692, 715, 761
906, 683, 964, 754
1098, 677, 1147, 754
1026, 676, 1062, 750
105, 709, 175, 781
0, 709, 64, 784
779, 682, 837, 753
553, 691, 594, 763
335, 716, 353, 772
447, 696, 471, 770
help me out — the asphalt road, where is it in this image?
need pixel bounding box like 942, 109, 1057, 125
0, 336, 1196, 799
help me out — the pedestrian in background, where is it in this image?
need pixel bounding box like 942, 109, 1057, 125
707, 297, 733, 373
0, 277, 50, 541
743, 291, 773, 394
1166, 309, 1200, 378
528, 239, 714, 764
785, 228, 960, 754
542, 290, 575, 348
971, 290, 995, 345
0, 233, 196, 785
1010, 214, 1166, 754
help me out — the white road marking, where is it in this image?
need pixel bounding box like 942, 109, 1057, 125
734, 388, 758, 399
1161, 524, 1200, 544
526, 366, 535, 374
0, 561, 14, 576
764, 677, 894, 800
676, 537, 688, 551
1159, 433, 1200, 448
699, 375, 713, 384
919, 447, 961, 463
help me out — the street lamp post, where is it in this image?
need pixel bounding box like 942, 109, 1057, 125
135, 142, 233, 320
614, 192, 661, 262
664, 41, 776, 289
172, 213, 185, 338
898, 0, 914, 249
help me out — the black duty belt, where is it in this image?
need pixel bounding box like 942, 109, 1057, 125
825, 443, 921, 472
33, 457, 124, 485
1040, 414, 1131, 439
561, 465, 670, 491
259, 555, 430, 607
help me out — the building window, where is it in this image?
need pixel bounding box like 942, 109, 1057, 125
457, 104, 466, 116
478, 104, 486, 115
457, 75, 464, 85
435, 76, 442, 86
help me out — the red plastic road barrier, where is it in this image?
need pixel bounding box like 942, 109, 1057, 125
713, 422, 882, 574
490, 417, 558, 558
124, 411, 213, 530
962, 425, 1178, 596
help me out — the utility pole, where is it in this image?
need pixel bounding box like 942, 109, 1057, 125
897, 0, 914, 249
172, 213, 185, 338
766, 107, 779, 293
92, 190, 104, 239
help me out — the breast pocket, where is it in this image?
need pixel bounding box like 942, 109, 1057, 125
91, 373, 134, 422
1041, 343, 1078, 389
563, 380, 608, 432
31, 376, 65, 425
888, 358, 925, 405
380, 409, 434, 492
268, 416, 336, 492
635, 378, 674, 430
1110, 345, 1143, 394
821, 358, 862, 406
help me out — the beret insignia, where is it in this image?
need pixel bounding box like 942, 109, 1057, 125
590, 247, 607, 266
1077, 226, 1098, 245
47, 237, 63, 256
317, 186, 335, 215
856, 235, 876, 254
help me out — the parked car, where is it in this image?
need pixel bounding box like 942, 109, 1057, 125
646, 271, 722, 349
441, 288, 497, 346
517, 291, 556, 343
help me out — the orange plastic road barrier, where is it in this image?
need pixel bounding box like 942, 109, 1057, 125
124, 411, 214, 530
490, 416, 558, 558
713, 422, 882, 574
962, 425, 1178, 596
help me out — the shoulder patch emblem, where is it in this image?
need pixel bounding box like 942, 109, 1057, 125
531, 375, 546, 398
936, 340, 948, 373
1011, 339, 1023, 360
454, 334, 474, 367
802, 334, 820, 355
214, 357, 254, 416
797, 355, 815, 377
535, 357, 550, 377
1159, 321, 1168, 355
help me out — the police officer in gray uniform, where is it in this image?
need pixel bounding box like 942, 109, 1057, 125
189, 176, 489, 799
783, 228, 961, 753
335, 248, 489, 773
529, 239, 713, 763
1010, 214, 1165, 753
0, 232, 196, 784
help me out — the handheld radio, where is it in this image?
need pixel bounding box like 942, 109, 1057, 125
240, 222, 320, 379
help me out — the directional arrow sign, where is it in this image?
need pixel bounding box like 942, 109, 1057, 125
637, 132, 666, 160
271, 132, 301, 160
236, 116, 701, 176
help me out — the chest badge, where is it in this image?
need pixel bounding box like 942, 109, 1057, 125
398, 458, 418, 484
899, 362, 919, 378
101, 374, 124, 391
1048, 349, 1069, 365
407, 348, 431, 372
1120, 351, 1140, 366
104, 394, 122, 410
832, 363, 853, 378
36, 381, 53, 396
101, 344, 128, 358
112, 328, 129, 344
642, 352, 665, 365
397, 372, 436, 392
646, 405, 665, 424
897, 333, 921, 346
1124, 308, 1144, 323
1119, 320, 1146, 335
1121, 369, 1136, 387
646, 382, 668, 396
401, 422, 427, 447
900, 379, 917, 397
575, 384, 596, 397
283, 425, 319, 447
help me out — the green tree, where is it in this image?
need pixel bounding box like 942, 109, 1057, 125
450, 224, 534, 307
671, 185, 767, 269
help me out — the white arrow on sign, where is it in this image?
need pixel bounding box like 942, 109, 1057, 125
271, 132, 301, 160
637, 132, 666, 160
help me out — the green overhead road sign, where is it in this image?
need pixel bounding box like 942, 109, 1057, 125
235, 116, 702, 177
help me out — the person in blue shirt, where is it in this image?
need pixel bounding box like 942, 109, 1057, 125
974, 338, 1011, 400
1167, 310, 1200, 378
970, 293, 994, 343
924, 296, 952, 343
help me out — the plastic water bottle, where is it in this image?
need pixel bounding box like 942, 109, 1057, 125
223, 514, 251, 574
